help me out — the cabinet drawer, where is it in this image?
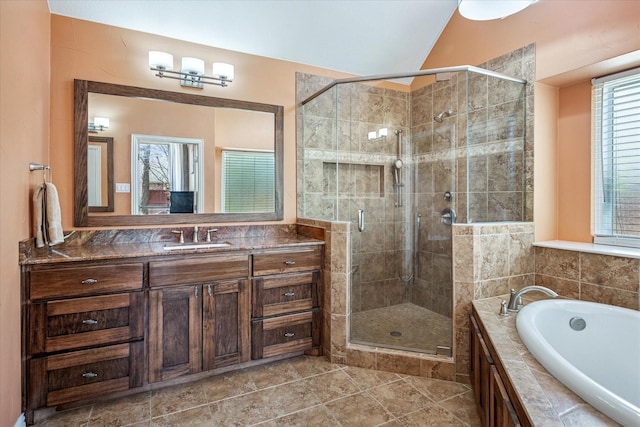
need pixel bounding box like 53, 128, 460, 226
251, 310, 320, 359
29, 292, 144, 354
149, 254, 249, 287
252, 272, 320, 318
253, 248, 322, 276
30, 263, 143, 301
28, 342, 143, 408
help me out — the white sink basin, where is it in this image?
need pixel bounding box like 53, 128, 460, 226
163, 242, 231, 251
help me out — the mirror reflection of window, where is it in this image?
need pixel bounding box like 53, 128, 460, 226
221, 149, 275, 213
131, 134, 203, 215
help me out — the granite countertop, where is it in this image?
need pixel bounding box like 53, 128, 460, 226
472, 296, 619, 427
21, 234, 325, 265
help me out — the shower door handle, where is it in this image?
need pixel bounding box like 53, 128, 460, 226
358, 209, 365, 232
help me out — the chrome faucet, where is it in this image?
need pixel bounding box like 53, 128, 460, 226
507, 286, 558, 312
193, 226, 199, 243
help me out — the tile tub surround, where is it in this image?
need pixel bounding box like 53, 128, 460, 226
472, 296, 620, 426
534, 243, 640, 310
31, 355, 480, 427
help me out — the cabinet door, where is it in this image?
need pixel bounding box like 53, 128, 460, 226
490, 366, 521, 427
202, 279, 250, 370
149, 285, 202, 383
470, 314, 493, 427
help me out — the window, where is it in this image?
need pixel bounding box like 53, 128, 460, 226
593, 68, 640, 247
221, 150, 275, 213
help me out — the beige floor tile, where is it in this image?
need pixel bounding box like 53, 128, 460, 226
398, 404, 467, 426
367, 379, 434, 417
150, 405, 212, 427
89, 391, 151, 426
267, 404, 341, 426
261, 380, 322, 418
325, 392, 392, 427
33, 406, 91, 427
288, 355, 342, 378
151, 381, 209, 417
438, 391, 482, 427
343, 365, 403, 390
197, 369, 258, 402
405, 375, 470, 402
304, 370, 361, 403
209, 391, 278, 426
247, 359, 302, 390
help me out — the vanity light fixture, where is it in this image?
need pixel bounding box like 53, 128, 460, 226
88, 117, 109, 133
149, 51, 234, 88
458, 0, 537, 21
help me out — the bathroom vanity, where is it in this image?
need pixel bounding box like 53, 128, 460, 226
21, 230, 323, 424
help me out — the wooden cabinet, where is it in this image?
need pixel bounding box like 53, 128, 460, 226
23, 242, 324, 425
148, 255, 250, 383
470, 309, 523, 427
24, 261, 144, 423
251, 248, 322, 360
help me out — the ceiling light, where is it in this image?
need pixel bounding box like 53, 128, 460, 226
148, 51, 234, 88
458, 0, 536, 21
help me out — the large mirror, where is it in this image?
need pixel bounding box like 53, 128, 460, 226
74, 80, 283, 226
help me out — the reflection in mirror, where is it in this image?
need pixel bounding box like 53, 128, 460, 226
74, 80, 284, 227
131, 135, 203, 215
87, 136, 114, 212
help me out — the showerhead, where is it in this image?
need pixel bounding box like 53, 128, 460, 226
434, 109, 453, 123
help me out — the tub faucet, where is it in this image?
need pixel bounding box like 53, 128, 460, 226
507, 286, 558, 312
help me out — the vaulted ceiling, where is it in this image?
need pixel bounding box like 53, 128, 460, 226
47, 0, 459, 77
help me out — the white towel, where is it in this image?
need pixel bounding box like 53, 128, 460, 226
33, 182, 64, 247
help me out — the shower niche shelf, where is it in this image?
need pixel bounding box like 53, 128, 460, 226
322, 162, 385, 198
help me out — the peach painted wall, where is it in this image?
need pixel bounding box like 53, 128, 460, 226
0, 1, 50, 425
420, 0, 640, 241
50, 15, 358, 229
557, 81, 592, 242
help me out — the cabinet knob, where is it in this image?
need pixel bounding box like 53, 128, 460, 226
284, 260, 296, 266
82, 372, 98, 378
82, 319, 98, 325
283, 292, 295, 297
81, 278, 98, 285
284, 332, 295, 338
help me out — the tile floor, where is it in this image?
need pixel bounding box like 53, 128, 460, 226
350, 303, 452, 354
34, 355, 481, 427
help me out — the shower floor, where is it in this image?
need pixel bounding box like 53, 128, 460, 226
350, 302, 452, 354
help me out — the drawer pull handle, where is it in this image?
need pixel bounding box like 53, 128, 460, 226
82, 372, 98, 378
82, 319, 98, 325
284, 260, 296, 266
207, 284, 212, 297
81, 278, 98, 285
284, 332, 295, 338
284, 292, 295, 297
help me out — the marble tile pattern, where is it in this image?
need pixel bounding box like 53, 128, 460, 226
535, 246, 640, 310
20, 225, 323, 265
472, 296, 620, 426
32, 355, 480, 427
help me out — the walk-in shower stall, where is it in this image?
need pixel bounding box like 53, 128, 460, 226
298, 66, 527, 355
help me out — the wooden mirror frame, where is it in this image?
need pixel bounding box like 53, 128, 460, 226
74, 79, 284, 227
87, 135, 114, 213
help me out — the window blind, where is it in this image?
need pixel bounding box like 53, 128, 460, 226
221, 150, 275, 213
593, 68, 640, 247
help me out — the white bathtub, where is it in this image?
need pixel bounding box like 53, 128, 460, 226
516, 299, 640, 427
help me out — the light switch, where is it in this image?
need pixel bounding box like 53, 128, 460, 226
115, 183, 130, 193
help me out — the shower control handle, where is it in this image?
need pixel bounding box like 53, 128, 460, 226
441, 208, 456, 225
358, 209, 365, 232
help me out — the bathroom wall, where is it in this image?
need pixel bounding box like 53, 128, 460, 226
0, 1, 51, 425
535, 247, 639, 310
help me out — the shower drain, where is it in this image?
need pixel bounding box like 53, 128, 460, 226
389, 331, 402, 337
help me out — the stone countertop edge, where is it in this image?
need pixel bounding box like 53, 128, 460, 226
472, 296, 620, 427
20, 235, 325, 265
